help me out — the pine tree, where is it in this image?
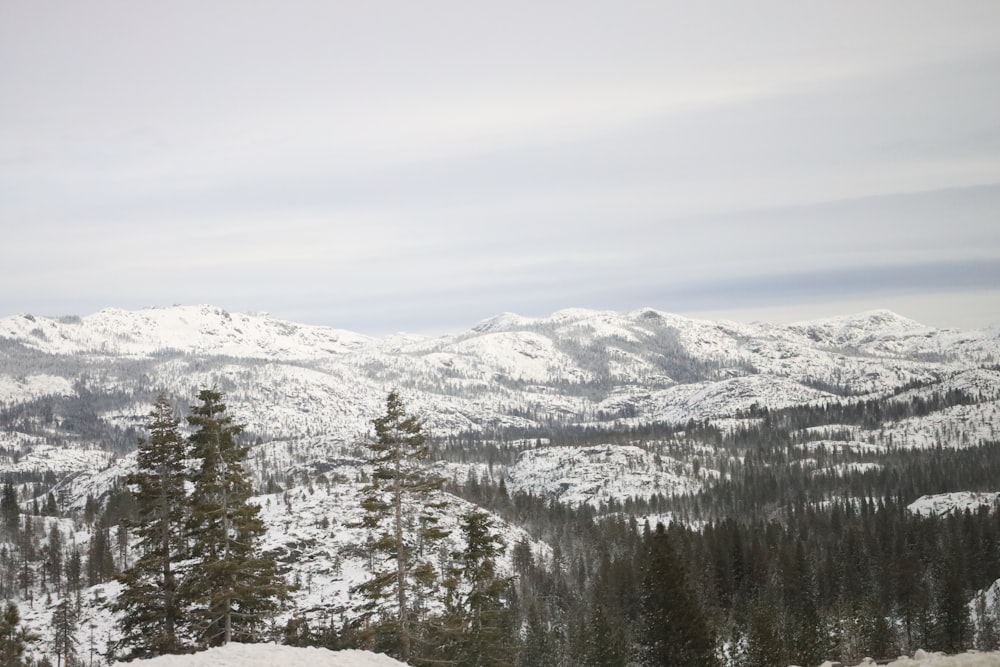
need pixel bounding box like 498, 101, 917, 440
111, 394, 190, 658
50, 598, 79, 667
783, 540, 828, 666
0, 483, 19, 538
64, 549, 82, 594
181, 388, 287, 647
520, 603, 557, 667
453, 509, 516, 667
86, 513, 114, 586
45, 522, 63, 595
742, 593, 786, 667
581, 553, 630, 667
637, 523, 717, 667
0, 601, 38, 667
355, 391, 448, 663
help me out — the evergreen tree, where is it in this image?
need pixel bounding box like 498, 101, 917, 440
637, 524, 717, 667
742, 596, 786, 667
64, 549, 82, 594
0, 601, 38, 667
452, 510, 516, 667
45, 522, 63, 595
783, 540, 828, 666
86, 514, 114, 586
111, 394, 190, 658
581, 553, 630, 667
0, 483, 18, 538
355, 391, 448, 663
181, 388, 287, 647
50, 598, 78, 667
933, 539, 972, 653
519, 603, 557, 667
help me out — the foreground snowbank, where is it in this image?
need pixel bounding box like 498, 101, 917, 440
111, 643, 408, 666
805, 649, 1000, 666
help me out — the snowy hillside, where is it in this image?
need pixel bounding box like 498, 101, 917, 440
2, 305, 997, 441
253, 477, 543, 621
1, 303, 998, 517
505, 443, 715, 507
907, 492, 1000, 517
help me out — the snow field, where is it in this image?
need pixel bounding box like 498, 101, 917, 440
805, 649, 1000, 666
110, 642, 406, 666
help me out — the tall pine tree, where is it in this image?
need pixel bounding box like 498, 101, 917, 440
453, 509, 516, 667
181, 388, 287, 647
112, 394, 190, 658
355, 391, 448, 663
637, 523, 718, 667
0, 601, 37, 667
50, 598, 79, 667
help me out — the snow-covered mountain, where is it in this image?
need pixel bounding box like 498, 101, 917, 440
3, 305, 997, 437
2, 304, 999, 501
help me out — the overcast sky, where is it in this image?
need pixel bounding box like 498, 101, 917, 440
2, 1, 999, 335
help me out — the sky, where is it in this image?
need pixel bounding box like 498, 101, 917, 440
2, 1, 1000, 335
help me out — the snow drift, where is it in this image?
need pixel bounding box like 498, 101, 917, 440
805, 649, 1000, 666
111, 642, 408, 667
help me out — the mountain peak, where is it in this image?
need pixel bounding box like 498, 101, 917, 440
793, 309, 926, 329
470, 312, 537, 333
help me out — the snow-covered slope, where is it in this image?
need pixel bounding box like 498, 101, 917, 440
111, 642, 407, 666
804, 650, 1000, 667
3, 304, 996, 435
1, 303, 997, 501
907, 492, 1000, 517
0, 306, 372, 359
253, 475, 543, 622
506, 444, 715, 508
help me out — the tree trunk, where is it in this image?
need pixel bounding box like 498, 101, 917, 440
394, 445, 409, 662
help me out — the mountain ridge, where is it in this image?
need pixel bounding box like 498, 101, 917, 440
2, 304, 998, 440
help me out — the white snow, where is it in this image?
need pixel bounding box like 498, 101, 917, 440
907, 492, 1000, 517
805, 650, 1000, 666
102, 642, 1000, 667
111, 642, 407, 666
506, 444, 713, 507
0, 373, 74, 403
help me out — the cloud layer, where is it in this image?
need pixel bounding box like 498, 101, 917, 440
2, 1, 999, 333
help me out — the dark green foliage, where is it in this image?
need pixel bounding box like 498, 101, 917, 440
443, 510, 516, 667
354, 391, 448, 663
742, 597, 785, 667
112, 394, 190, 658
49, 598, 78, 667
0, 601, 38, 667
44, 522, 62, 594
110, 388, 287, 657
86, 513, 114, 587
181, 389, 288, 647
1, 484, 19, 538
637, 523, 718, 667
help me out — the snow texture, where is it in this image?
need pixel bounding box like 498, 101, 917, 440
805, 650, 1000, 666
101, 642, 1000, 667
110, 642, 407, 666
907, 493, 1000, 517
